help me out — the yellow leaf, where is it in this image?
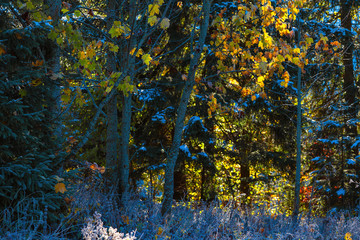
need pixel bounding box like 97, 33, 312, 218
157, 226, 163, 235
149, 4, 160, 15
31, 78, 42, 87
282, 71, 290, 82
87, 48, 95, 59
148, 15, 158, 26
292, 57, 300, 66
280, 81, 288, 87
156, 0, 164, 5
345, 232, 352, 240
130, 48, 136, 55
137, 49, 144, 57
55, 182, 66, 193
142, 54, 152, 66
32, 60, 44, 67
293, 48, 300, 54
251, 95, 256, 101
258, 41, 264, 49
241, 87, 251, 97
331, 40, 341, 50
276, 55, 285, 62
108, 43, 119, 53
105, 86, 113, 93
130, 48, 144, 57
79, 51, 87, 60
0, 46, 6, 55
306, 37, 314, 45
229, 78, 238, 86
160, 18, 170, 29
257, 76, 265, 88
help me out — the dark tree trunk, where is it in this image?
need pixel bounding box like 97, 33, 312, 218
340, 0, 357, 135
105, 0, 119, 186
173, 165, 187, 201
240, 163, 250, 196
44, 0, 61, 139
119, 93, 132, 201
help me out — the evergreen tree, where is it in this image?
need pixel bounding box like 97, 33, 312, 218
0, 8, 64, 220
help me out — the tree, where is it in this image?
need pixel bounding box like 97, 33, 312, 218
161, 0, 212, 216
105, 0, 119, 186
293, 13, 302, 220
299, 0, 360, 213
44, 0, 62, 139
55, 0, 177, 204
340, 0, 357, 135
0, 1, 65, 221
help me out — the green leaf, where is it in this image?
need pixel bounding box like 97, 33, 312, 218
142, 54, 152, 66
48, 30, 57, 40
26, 1, 35, 10
74, 10, 81, 17
19, 89, 27, 97
148, 15, 158, 26
109, 43, 119, 52
56, 36, 63, 45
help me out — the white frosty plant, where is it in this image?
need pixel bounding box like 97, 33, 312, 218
81, 212, 136, 240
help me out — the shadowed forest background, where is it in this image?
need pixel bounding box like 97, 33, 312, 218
1, 0, 360, 239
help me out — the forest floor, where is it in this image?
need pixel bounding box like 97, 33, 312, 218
1, 182, 360, 240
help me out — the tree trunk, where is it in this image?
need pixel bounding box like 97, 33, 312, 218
293, 15, 302, 221
119, 93, 132, 202
341, 0, 356, 132
161, 0, 212, 216
44, 0, 61, 139
240, 162, 250, 197
340, 0, 358, 208
118, 0, 138, 203
106, 96, 118, 178
105, 0, 119, 186
173, 165, 187, 201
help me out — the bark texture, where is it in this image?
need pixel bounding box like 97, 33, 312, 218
44, 0, 62, 139
340, 0, 357, 134
240, 162, 250, 196
118, 0, 137, 203
105, 0, 119, 182
293, 15, 302, 221
119, 93, 132, 201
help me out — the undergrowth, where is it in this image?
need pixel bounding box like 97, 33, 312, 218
1, 179, 360, 239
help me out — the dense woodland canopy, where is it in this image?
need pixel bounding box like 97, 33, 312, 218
0, 0, 360, 238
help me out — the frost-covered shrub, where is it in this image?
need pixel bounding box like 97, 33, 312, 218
81, 212, 136, 240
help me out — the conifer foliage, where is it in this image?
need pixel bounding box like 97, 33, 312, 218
0, 6, 63, 219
